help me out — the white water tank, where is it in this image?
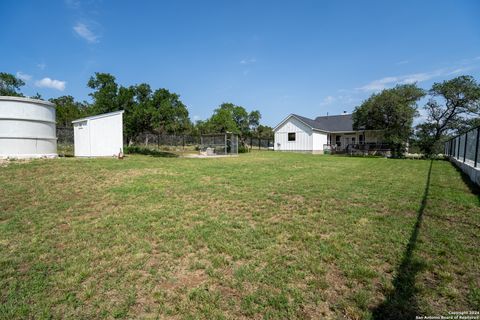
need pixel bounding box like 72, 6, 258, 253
0, 96, 57, 159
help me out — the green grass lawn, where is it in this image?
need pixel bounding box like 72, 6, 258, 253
0, 153, 479, 319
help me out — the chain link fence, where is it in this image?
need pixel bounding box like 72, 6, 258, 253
55, 127, 273, 155
131, 133, 200, 150
246, 137, 274, 150
56, 127, 74, 156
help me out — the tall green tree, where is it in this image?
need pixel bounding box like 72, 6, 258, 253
256, 125, 274, 139
49, 95, 89, 127
450, 117, 480, 135
119, 85, 150, 144
87, 75, 192, 143
30, 93, 43, 100
206, 104, 241, 133
150, 88, 190, 134
87, 72, 119, 114
248, 110, 261, 136
202, 102, 262, 141
0, 72, 25, 96
418, 75, 480, 155
353, 84, 425, 156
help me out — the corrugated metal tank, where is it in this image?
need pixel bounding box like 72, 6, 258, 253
0, 96, 57, 159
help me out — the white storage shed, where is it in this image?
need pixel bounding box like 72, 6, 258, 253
72, 110, 124, 157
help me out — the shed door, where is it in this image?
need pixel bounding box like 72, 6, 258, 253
74, 121, 90, 156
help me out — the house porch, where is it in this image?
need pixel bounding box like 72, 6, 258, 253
326, 131, 385, 151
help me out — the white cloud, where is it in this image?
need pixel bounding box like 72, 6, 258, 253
240, 58, 256, 65
37, 63, 46, 70
399, 72, 440, 84
357, 69, 450, 92
16, 72, 32, 82
357, 76, 399, 91
73, 22, 99, 43
319, 95, 335, 106
35, 78, 66, 91
447, 67, 472, 75
358, 57, 480, 93
65, 0, 81, 9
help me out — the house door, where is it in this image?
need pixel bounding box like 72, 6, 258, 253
335, 135, 341, 147
344, 136, 356, 146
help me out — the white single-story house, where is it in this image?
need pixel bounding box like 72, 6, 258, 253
273, 113, 386, 154
72, 110, 124, 157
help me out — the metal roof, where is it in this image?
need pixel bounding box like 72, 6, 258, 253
288, 113, 356, 132
72, 110, 124, 124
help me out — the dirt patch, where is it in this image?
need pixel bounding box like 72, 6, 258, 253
283, 194, 305, 203
297, 302, 334, 320
151, 251, 211, 292
357, 218, 369, 226
158, 269, 207, 291
324, 265, 349, 301
0, 159, 32, 167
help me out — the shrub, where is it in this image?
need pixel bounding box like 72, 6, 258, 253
238, 145, 249, 153
123, 146, 178, 157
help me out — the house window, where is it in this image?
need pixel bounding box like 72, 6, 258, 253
336, 135, 341, 146
359, 134, 364, 144
288, 132, 296, 141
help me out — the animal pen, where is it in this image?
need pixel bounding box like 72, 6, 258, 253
200, 133, 239, 156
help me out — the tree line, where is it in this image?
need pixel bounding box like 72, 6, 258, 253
0, 72, 274, 145
3, 70, 479, 157
352, 75, 480, 157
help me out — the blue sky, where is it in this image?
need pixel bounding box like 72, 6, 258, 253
1, 0, 479, 126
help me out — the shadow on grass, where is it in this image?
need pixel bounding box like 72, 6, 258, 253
372, 160, 433, 320
449, 161, 480, 201
124, 146, 178, 158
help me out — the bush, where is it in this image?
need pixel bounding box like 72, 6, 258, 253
238, 145, 249, 153
123, 146, 178, 157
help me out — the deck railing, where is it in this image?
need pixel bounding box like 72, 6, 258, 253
326, 143, 390, 152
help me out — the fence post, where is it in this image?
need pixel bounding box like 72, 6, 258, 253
455, 138, 458, 158
475, 128, 480, 167
464, 132, 468, 162
457, 137, 461, 159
